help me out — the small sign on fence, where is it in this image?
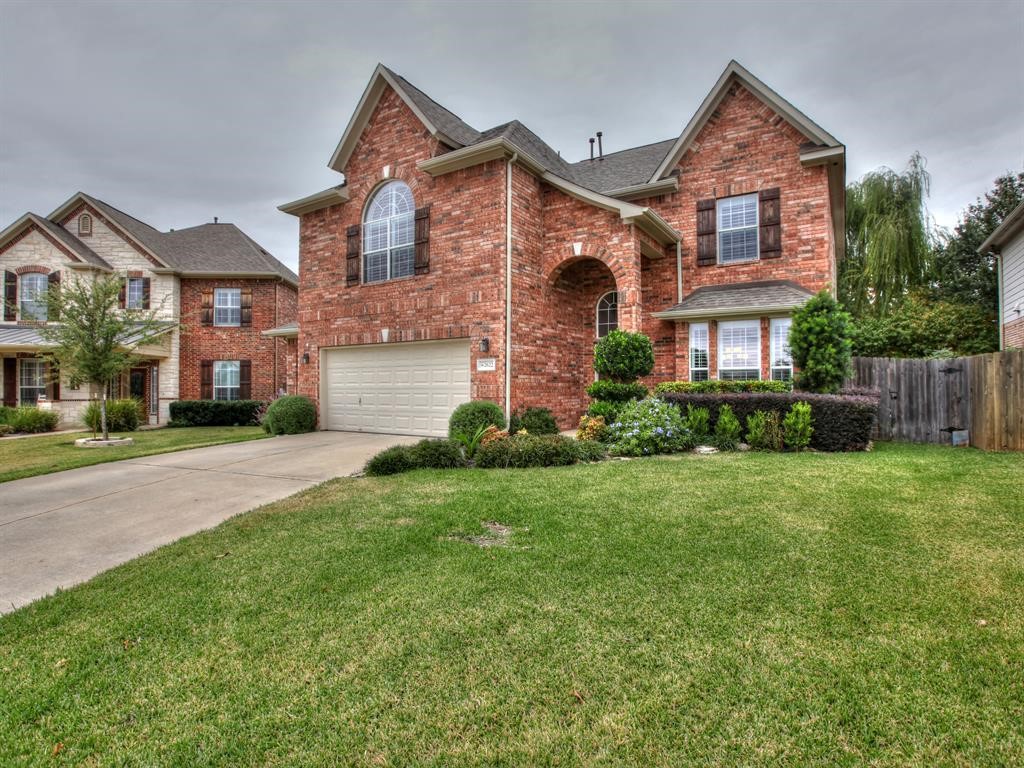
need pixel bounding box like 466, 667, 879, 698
951, 430, 970, 447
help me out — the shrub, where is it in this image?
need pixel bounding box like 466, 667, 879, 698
593, 330, 654, 382
452, 423, 489, 460
607, 397, 693, 456
84, 399, 141, 433
8, 407, 59, 434
0, 424, 14, 436
789, 291, 853, 393
449, 401, 505, 439
410, 438, 466, 469
0, 405, 13, 425
576, 414, 608, 442
783, 402, 814, 451
475, 434, 582, 469
365, 445, 417, 476
262, 395, 317, 435
479, 425, 508, 445
662, 391, 876, 452
850, 293, 997, 358
585, 380, 648, 402
746, 411, 783, 451
508, 406, 558, 436
586, 399, 621, 423
713, 404, 742, 450
574, 440, 608, 462
169, 400, 263, 427
683, 404, 711, 440
655, 379, 790, 394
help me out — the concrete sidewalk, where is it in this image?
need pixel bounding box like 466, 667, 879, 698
0, 431, 415, 613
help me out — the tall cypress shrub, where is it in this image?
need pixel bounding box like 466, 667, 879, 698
788, 291, 853, 394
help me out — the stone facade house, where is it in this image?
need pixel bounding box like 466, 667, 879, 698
0, 193, 297, 425
282, 61, 846, 434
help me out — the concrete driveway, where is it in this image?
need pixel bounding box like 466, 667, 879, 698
0, 431, 416, 614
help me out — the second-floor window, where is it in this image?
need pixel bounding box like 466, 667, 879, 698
363, 181, 415, 283
126, 277, 145, 310
717, 194, 759, 264
19, 273, 48, 321
214, 288, 241, 326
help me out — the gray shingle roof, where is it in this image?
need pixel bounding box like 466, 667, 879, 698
569, 139, 677, 193
382, 67, 481, 147
0, 321, 174, 348
478, 120, 578, 180
657, 280, 813, 318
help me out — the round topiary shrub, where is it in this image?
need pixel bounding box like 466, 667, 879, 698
508, 406, 558, 435
410, 438, 466, 469
365, 445, 417, 476
593, 330, 654, 383
262, 395, 317, 435
448, 400, 506, 439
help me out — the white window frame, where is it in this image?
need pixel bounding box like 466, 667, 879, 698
20, 358, 46, 405
689, 322, 709, 382
596, 291, 618, 338
214, 288, 241, 327
126, 277, 145, 310
363, 181, 416, 284
770, 317, 793, 382
213, 360, 240, 401
718, 319, 761, 381
717, 193, 759, 265
19, 273, 48, 321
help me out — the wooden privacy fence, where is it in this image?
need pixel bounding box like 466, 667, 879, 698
848, 350, 1023, 451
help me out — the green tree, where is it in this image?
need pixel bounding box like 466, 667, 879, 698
593, 330, 654, 383
38, 275, 168, 440
931, 172, 1024, 309
789, 291, 853, 393
841, 152, 932, 314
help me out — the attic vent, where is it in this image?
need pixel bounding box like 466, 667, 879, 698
78, 213, 93, 236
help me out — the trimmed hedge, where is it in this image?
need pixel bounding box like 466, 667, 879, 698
170, 400, 263, 427
475, 434, 582, 469
449, 401, 506, 438
655, 379, 791, 394
410, 438, 466, 469
585, 380, 648, 402
263, 395, 317, 435
661, 391, 878, 452
508, 406, 559, 435
365, 445, 418, 476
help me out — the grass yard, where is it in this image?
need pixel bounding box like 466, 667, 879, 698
0, 426, 267, 483
1, 443, 1022, 766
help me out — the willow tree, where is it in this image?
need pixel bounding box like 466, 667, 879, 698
841, 152, 932, 315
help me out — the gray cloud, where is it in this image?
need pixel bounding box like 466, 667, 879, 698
2, 0, 1021, 272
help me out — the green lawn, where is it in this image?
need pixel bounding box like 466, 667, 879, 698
1, 443, 1022, 766
0, 426, 268, 483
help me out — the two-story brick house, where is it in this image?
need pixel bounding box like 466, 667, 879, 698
282, 61, 845, 434
0, 192, 297, 425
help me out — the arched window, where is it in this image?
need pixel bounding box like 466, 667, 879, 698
596, 291, 618, 338
78, 213, 92, 236
363, 181, 415, 283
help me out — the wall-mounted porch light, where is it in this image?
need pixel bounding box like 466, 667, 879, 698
302, 352, 310, 364
479, 338, 490, 353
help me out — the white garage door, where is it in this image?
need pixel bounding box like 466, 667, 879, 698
321, 339, 471, 436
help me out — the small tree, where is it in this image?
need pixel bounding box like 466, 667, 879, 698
593, 330, 654, 383
788, 291, 852, 393
38, 275, 168, 440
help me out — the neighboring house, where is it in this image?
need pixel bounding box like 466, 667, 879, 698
0, 193, 297, 425
979, 200, 1024, 349
281, 61, 845, 434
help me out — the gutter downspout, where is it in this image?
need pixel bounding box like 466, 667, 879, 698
676, 240, 683, 303
505, 153, 517, 420
995, 250, 1004, 350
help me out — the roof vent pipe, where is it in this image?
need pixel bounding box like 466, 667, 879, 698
214, 216, 219, 224
597, 131, 603, 160
589, 137, 595, 162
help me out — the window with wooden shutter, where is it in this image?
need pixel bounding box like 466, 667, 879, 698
2, 357, 16, 406
47, 362, 60, 402
201, 289, 214, 326
414, 205, 430, 275
48, 272, 61, 321
118, 279, 127, 309
346, 224, 361, 286
759, 187, 782, 259
142, 277, 151, 309
239, 360, 252, 399
696, 199, 717, 266
240, 287, 253, 327
200, 360, 213, 399
3, 271, 15, 321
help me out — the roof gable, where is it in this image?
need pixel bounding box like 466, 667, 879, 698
0, 212, 111, 269
650, 60, 843, 182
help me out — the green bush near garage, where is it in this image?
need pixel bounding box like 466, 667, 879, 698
262, 395, 318, 435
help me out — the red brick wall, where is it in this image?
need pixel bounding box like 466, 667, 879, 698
178, 278, 297, 400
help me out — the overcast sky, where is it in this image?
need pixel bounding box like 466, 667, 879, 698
1, 0, 1022, 272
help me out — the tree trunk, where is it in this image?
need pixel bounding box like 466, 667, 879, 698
101, 389, 109, 441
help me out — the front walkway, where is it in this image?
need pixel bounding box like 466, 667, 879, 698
0, 431, 415, 613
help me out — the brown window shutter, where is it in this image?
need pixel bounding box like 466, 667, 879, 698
142, 277, 151, 309
200, 360, 213, 399
239, 360, 252, 399
48, 362, 60, 402
759, 187, 782, 259
201, 288, 214, 326
4, 270, 17, 321
414, 205, 431, 275
240, 287, 253, 327
696, 199, 717, 266
3, 357, 16, 406
118, 278, 126, 309
346, 224, 361, 286
48, 271, 61, 320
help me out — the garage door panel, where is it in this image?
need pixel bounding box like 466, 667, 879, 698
323, 340, 472, 437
